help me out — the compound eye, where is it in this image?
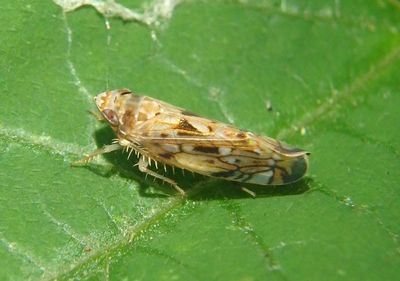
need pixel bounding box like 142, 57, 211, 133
102, 109, 119, 126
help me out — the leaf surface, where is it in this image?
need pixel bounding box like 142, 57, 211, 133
1, 1, 399, 280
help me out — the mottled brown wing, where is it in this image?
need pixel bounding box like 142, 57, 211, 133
129, 111, 308, 186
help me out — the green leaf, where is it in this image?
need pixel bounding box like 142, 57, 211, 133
1, 0, 399, 280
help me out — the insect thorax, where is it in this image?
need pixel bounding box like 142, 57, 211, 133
111, 95, 164, 135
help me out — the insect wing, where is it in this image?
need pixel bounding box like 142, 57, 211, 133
132, 107, 308, 186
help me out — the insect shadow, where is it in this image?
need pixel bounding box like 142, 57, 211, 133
189, 177, 312, 201
81, 126, 173, 198
81, 126, 311, 199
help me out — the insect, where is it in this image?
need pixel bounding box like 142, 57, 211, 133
78, 88, 309, 195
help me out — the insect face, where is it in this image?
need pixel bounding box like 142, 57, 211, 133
94, 89, 133, 129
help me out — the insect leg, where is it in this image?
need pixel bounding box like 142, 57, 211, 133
138, 156, 186, 196
73, 143, 122, 164
240, 187, 256, 198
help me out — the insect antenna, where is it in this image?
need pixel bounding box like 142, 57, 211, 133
104, 55, 110, 91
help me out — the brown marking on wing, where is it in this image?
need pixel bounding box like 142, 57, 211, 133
241, 149, 261, 155
175, 118, 199, 132
193, 146, 219, 154
177, 131, 196, 136
159, 152, 174, 159
236, 132, 247, 138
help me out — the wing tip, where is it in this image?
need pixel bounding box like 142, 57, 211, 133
281, 154, 309, 184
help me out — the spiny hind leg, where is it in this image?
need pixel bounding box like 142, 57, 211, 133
138, 156, 185, 196
73, 143, 122, 165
